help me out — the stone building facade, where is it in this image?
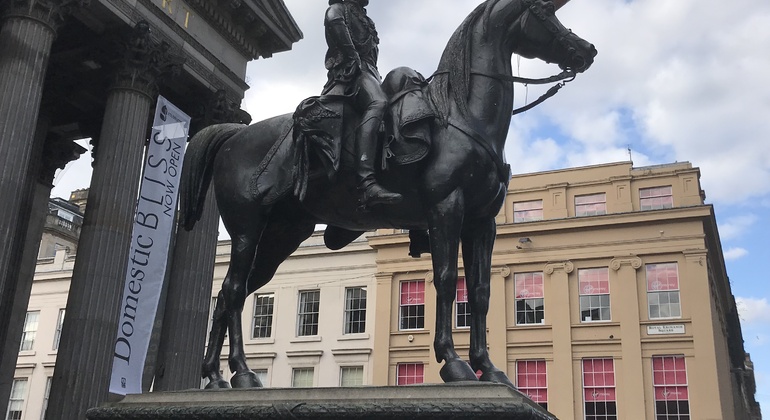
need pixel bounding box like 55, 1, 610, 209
9, 161, 762, 420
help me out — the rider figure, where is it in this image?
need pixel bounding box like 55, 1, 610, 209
323, 0, 403, 207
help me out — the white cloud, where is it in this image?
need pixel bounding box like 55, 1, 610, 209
736, 297, 770, 325
718, 215, 758, 241
723, 247, 749, 261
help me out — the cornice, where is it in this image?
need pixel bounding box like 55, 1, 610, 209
104, 0, 249, 101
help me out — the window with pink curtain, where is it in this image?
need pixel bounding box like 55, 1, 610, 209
396, 363, 424, 385
653, 355, 690, 419
582, 358, 617, 419
516, 360, 548, 410
399, 280, 425, 330
646, 263, 681, 319
515, 272, 545, 325
579, 268, 611, 322
456, 277, 470, 328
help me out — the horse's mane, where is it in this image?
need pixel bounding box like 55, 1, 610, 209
430, 0, 502, 123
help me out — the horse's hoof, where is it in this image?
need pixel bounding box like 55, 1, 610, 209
231, 370, 263, 388
204, 379, 231, 390
479, 369, 516, 388
440, 359, 479, 382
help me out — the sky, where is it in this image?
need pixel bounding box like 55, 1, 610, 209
51, 0, 769, 411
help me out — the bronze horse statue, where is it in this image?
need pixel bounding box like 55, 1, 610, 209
181, 0, 595, 389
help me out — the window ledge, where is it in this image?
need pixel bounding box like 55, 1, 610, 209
574, 321, 620, 327
291, 336, 322, 344
338, 334, 370, 342
18, 350, 36, 357
511, 323, 551, 329
248, 338, 275, 345
394, 329, 429, 335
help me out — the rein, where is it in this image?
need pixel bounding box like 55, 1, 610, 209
428, 68, 575, 115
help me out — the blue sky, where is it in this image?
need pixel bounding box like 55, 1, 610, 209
52, 0, 769, 411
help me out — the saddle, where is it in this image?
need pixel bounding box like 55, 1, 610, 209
291, 67, 436, 202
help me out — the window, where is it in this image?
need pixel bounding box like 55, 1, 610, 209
297, 290, 320, 336
515, 272, 545, 325
640, 186, 673, 210
579, 268, 611, 322
456, 277, 470, 328
53, 309, 65, 350
5, 379, 27, 420
254, 369, 268, 387
340, 366, 364, 387
653, 356, 690, 419
399, 280, 425, 330
575, 193, 607, 217
582, 358, 617, 420
646, 263, 681, 319
41, 377, 52, 420
252, 294, 274, 338
516, 360, 548, 410
344, 287, 367, 334
514, 200, 544, 223
291, 367, 314, 387
20, 311, 40, 351
396, 363, 424, 385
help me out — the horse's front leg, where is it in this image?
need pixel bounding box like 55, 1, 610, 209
202, 290, 230, 389
462, 217, 514, 388
222, 233, 263, 388
428, 191, 478, 382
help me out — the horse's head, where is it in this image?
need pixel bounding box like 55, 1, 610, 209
511, 0, 596, 73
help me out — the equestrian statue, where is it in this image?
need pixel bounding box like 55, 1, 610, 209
180, 0, 596, 389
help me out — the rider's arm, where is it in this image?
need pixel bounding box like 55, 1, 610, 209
325, 5, 361, 69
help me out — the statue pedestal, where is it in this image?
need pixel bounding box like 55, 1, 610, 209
87, 382, 556, 419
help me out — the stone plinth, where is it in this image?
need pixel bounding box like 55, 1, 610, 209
86, 383, 555, 419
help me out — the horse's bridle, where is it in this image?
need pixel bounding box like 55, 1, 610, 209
521, 0, 586, 73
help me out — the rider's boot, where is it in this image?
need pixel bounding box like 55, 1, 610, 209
356, 116, 403, 207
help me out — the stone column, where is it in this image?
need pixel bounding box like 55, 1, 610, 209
153, 188, 219, 391
0, 0, 85, 404
46, 22, 174, 420
372, 272, 394, 385
544, 261, 574, 419
610, 256, 645, 418
153, 91, 247, 391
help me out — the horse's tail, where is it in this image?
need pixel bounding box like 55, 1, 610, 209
180, 123, 246, 230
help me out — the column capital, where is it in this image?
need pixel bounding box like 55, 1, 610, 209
492, 266, 511, 278
544, 261, 574, 275
4, 0, 89, 32
111, 21, 183, 98
375, 272, 394, 284
683, 248, 708, 265
38, 138, 86, 186
610, 256, 642, 271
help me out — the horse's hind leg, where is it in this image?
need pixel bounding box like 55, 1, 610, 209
202, 290, 230, 388
462, 217, 514, 388
201, 216, 266, 389
227, 210, 315, 388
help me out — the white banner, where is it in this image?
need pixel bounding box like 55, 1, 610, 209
110, 96, 190, 395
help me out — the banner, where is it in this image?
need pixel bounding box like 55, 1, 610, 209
110, 96, 190, 395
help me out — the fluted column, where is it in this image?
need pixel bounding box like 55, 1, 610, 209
46, 22, 173, 420
153, 188, 219, 390
0, 0, 85, 411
